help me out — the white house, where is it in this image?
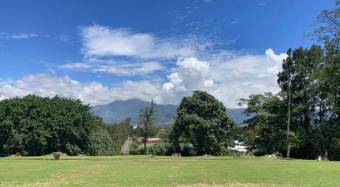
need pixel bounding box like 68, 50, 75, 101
229, 140, 247, 153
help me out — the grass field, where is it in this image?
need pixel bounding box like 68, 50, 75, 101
0, 156, 340, 187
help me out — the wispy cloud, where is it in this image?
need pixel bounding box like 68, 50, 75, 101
59, 25, 208, 76
0, 32, 38, 39
81, 25, 199, 60
230, 19, 240, 24
56, 34, 70, 43
257, 2, 267, 6
60, 60, 165, 76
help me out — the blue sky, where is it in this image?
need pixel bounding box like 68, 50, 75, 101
0, 0, 334, 107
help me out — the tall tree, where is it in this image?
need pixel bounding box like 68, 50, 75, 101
240, 93, 287, 155
139, 101, 156, 154
314, 0, 339, 49
277, 46, 325, 159
172, 91, 234, 155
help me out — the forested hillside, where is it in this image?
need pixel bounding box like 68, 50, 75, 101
92, 99, 247, 126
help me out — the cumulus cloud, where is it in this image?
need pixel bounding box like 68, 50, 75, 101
158, 49, 287, 107
210, 49, 287, 107
2, 48, 287, 108
0, 74, 160, 106
2, 25, 287, 108
159, 57, 214, 103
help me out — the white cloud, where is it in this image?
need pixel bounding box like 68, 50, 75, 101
159, 57, 214, 104
0, 74, 160, 106
60, 61, 164, 76
2, 49, 286, 108
0, 32, 38, 39
2, 24, 287, 108
158, 49, 287, 107
81, 25, 198, 60
60, 63, 92, 71
94, 61, 164, 76
60, 25, 192, 76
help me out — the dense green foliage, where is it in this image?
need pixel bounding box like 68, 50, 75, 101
172, 91, 235, 155
241, 44, 339, 159
0, 95, 99, 156
238, 2, 339, 160
239, 93, 287, 156
0, 95, 138, 156
105, 118, 133, 153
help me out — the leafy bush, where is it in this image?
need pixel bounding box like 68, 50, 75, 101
129, 140, 143, 155
65, 144, 81, 156
253, 148, 266, 156
330, 139, 340, 161
149, 142, 172, 156
88, 128, 115, 156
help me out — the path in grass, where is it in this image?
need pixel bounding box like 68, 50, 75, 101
0, 156, 339, 187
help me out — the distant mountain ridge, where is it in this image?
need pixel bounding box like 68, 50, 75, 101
92, 99, 248, 126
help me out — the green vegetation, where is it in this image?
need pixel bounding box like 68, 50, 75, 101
172, 91, 235, 155
0, 3, 338, 187
92, 99, 248, 125
139, 100, 156, 154
0, 156, 340, 187
0, 95, 101, 156
237, 1, 339, 160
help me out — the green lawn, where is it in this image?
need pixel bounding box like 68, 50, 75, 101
0, 156, 340, 187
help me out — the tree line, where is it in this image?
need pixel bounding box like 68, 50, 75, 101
239, 1, 339, 160
0, 95, 149, 156
0, 1, 338, 159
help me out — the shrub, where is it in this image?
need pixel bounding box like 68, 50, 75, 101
149, 142, 172, 156
129, 140, 143, 155
88, 128, 115, 156
330, 139, 340, 161
253, 148, 266, 156
52, 152, 62, 160
65, 144, 81, 156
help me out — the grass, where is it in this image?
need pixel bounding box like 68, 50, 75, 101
0, 156, 340, 187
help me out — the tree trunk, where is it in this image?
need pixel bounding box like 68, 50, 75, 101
286, 83, 291, 158
317, 100, 328, 159
144, 140, 147, 155
144, 131, 148, 155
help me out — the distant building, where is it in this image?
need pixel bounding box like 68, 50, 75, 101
238, 123, 248, 128
137, 137, 161, 144
229, 140, 247, 153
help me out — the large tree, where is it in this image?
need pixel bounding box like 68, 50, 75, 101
240, 93, 287, 155
171, 91, 235, 155
139, 101, 156, 154
0, 95, 101, 156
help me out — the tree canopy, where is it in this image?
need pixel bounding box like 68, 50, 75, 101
171, 91, 235, 155
0, 95, 100, 156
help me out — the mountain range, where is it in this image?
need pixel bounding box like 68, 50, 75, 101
92, 99, 248, 127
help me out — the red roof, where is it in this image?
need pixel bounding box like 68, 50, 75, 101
137, 137, 161, 143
